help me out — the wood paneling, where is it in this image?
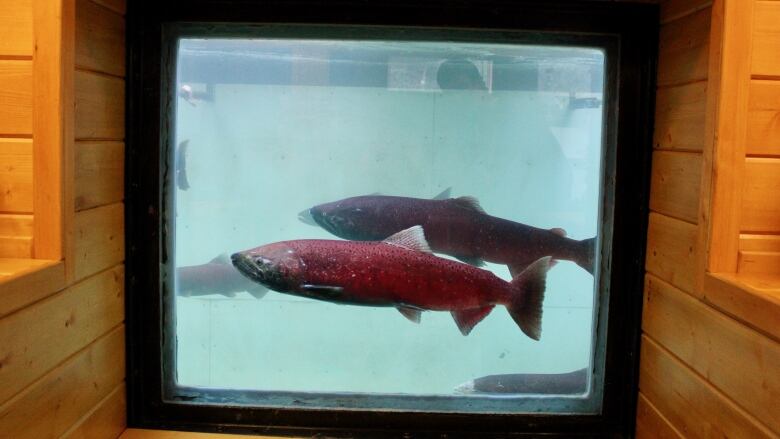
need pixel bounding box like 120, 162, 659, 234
635, 393, 683, 439
61, 383, 126, 439
740, 233, 780, 251
704, 272, 780, 343
0, 325, 125, 439
75, 0, 125, 77
0, 259, 64, 318
741, 158, 780, 233
642, 274, 780, 433
747, 80, 780, 157
660, 0, 712, 24
738, 251, 780, 274
646, 213, 698, 293
654, 82, 707, 151
649, 151, 702, 223
75, 70, 125, 140
0, 138, 33, 213
75, 141, 124, 210
0, 265, 124, 406
0, 236, 32, 258
0, 61, 32, 135
0, 0, 33, 57
705, 0, 753, 273
0, 214, 32, 236
73, 203, 124, 281
657, 7, 711, 86
33, 0, 75, 261
752, 1, 780, 77
639, 335, 775, 438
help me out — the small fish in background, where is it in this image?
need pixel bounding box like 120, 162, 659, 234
175, 140, 191, 191
177, 253, 267, 299
454, 368, 588, 395
301, 190, 595, 276
231, 226, 551, 339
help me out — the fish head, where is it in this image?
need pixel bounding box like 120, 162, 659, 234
308, 198, 379, 240
231, 242, 304, 293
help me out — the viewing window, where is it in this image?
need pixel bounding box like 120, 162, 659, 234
128, 3, 656, 436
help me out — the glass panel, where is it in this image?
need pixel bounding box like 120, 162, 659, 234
171, 36, 605, 413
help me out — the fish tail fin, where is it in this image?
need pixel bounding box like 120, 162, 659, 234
506, 256, 551, 340
575, 237, 597, 275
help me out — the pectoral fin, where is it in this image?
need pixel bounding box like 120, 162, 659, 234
301, 284, 344, 297
452, 306, 495, 335
454, 255, 486, 267
397, 306, 422, 323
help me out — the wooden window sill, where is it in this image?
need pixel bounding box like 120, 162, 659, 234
703, 271, 780, 342
0, 258, 65, 318
120, 428, 283, 438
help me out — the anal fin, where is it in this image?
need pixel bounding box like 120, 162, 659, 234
397, 306, 422, 323
451, 306, 495, 335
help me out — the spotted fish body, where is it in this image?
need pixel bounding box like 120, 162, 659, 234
306, 193, 595, 276
231, 226, 550, 339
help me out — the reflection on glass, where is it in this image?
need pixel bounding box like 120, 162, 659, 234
172, 38, 605, 411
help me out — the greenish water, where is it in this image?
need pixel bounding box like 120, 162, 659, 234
172, 39, 604, 407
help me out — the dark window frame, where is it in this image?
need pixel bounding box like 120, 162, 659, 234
126, 1, 657, 437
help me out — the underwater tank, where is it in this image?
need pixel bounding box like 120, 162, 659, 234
171, 37, 605, 412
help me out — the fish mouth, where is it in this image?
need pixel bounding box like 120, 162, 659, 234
297, 208, 318, 226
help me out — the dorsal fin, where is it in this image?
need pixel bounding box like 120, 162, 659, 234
451, 196, 485, 214
432, 187, 452, 200
383, 225, 432, 253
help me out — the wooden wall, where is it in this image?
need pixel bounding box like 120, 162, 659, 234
0, 0, 127, 438
0, 0, 34, 258
637, 0, 780, 437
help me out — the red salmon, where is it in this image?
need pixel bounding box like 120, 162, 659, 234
231, 226, 550, 339
304, 191, 595, 276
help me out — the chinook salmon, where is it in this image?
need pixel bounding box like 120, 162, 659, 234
177, 253, 267, 299
302, 191, 595, 276
231, 226, 551, 340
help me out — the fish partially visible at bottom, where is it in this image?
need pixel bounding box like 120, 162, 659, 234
455, 368, 588, 395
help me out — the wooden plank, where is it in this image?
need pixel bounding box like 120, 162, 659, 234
642, 274, 780, 433
0, 259, 65, 318
0, 236, 33, 258
738, 251, 780, 274
649, 151, 702, 223
654, 82, 707, 151
742, 158, 780, 233
752, 1, 780, 77
0, 257, 55, 276
73, 203, 124, 281
657, 7, 711, 86
33, 0, 75, 263
704, 272, 780, 343
646, 212, 698, 294
60, 382, 126, 439
747, 80, 780, 157
75, 70, 125, 140
638, 335, 775, 439
121, 429, 281, 439
704, 0, 753, 274
0, 325, 124, 439
0, 138, 33, 213
0, 213, 33, 236
660, 0, 712, 24
0, 265, 124, 405
75, 0, 125, 77
740, 233, 780, 251
0, 60, 32, 135
0, 0, 33, 57
91, 0, 125, 16
635, 392, 683, 439
75, 141, 124, 211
